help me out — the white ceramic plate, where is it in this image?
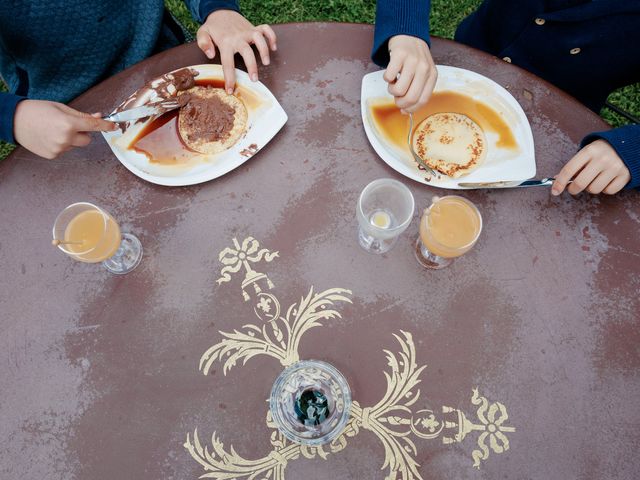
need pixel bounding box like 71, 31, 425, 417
361, 66, 535, 189
102, 64, 287, 186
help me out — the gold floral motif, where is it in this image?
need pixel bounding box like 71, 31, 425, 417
350, 331, 426, 479
199, 286, 352, 375
217, 237, 279, 302
441, 389, 516, 469
186, 237, 516, 479
184, 412, 361, 480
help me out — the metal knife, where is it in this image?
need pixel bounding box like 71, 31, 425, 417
104, 98, 180, 123
457, 177, 564, 189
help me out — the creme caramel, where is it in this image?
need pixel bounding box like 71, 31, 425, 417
128, 79, 262, 164
370, 91, 517, 152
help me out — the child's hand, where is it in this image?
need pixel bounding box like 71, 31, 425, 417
197, 10, 277, 94
383, 35, 437, 113
552, 140, 631, 195
13, 100, 116, 159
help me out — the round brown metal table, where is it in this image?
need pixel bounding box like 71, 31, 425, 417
1, 23, 639, 480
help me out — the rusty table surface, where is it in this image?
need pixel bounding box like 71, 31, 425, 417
1, 23, 639, 480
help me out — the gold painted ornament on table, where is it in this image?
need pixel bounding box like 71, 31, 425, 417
185, 236, 516, 479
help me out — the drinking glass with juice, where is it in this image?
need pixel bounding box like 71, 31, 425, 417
53, 202, 143, 274
415, 195, 482, 269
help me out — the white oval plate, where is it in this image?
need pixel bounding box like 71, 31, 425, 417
102, 64, 287, 186
361, 66, 535, 189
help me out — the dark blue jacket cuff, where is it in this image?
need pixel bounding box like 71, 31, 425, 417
372, 0, 431, 67
582, 124, 640, 190
197, 0, 240, 23
0, 93, 26, 144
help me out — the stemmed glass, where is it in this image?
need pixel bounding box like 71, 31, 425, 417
415, 195, 482, 269
357, 178, 415, 254
52, 202, 143, 274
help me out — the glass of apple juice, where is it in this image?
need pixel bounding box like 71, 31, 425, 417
415, 195, 482, 269
52, 202, 142, 274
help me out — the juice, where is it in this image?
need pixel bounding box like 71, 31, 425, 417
419, 196, 481, 258
370, 209, 392, 229
64, 209, 121, 263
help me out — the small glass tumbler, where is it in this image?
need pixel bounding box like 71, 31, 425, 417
269, 360, 351, 446
52, 202, 143, 275
356, 178, 415, 254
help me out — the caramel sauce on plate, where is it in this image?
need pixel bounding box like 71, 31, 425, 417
370, 90, 517, 151
196, 78, 227, 89
128, 78, 262, 165
130, 110, 194, 165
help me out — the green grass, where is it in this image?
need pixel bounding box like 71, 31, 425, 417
1, 0, 637, 160
602, 83, 640, 126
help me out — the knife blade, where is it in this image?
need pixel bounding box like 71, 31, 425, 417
457, 178, 560, 189
104, 98, 181, 123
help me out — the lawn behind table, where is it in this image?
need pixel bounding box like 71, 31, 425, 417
1, 0, 637, 161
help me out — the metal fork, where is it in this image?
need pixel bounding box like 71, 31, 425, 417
408, 113, 438, 180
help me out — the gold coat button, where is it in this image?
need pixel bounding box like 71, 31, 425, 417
535, 18, 546, 25
502, 56, 512, 63
570, 47, 581, 55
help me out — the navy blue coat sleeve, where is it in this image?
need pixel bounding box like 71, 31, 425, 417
0, 93, 25, 144
582, 125, 640, 190
372, 0, 431, 68
185, 0, 240, 24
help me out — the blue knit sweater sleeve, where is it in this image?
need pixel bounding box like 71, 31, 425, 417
185, 0, 240, 23
372, 0, 431, 67
582, 124, 640, 190
0, 93, 26, 144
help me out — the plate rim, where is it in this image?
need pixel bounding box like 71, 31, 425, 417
360, 65, 536, 189
102, 64, 288, 187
